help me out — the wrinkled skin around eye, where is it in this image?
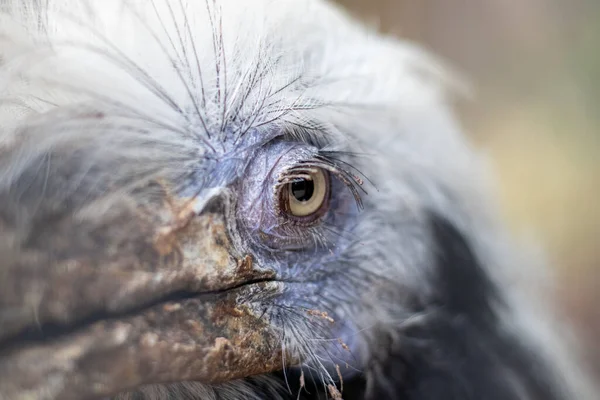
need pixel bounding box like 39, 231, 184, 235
237, 140, 360, 254
234, 139, 365, 375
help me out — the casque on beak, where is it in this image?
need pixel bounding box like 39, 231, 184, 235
0, 184, 284, 400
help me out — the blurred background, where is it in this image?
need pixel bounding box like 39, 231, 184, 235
335, 0, 599, 376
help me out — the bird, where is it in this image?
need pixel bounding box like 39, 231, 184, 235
0, 0, 595, 399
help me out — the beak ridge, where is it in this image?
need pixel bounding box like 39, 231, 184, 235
0, 185, 284, 399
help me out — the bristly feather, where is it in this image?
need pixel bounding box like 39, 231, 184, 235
0, 1, 596, 399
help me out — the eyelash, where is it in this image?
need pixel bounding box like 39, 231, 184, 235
308, 151, 369, 210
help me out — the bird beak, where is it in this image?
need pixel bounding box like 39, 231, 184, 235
0, 185, 284, 400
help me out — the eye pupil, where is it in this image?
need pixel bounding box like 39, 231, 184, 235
291, 179, 314, 202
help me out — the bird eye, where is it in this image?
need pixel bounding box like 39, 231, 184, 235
281, 168, 330, 221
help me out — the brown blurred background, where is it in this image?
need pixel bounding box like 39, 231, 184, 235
335, 0, 600, 376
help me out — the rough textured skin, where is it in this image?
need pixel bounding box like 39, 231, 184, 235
0, 284, 284, 400
0, 0, 596, 399
0, 184, 272, 343
0, 194, 284, 399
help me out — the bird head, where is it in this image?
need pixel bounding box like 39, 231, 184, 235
0, 1, 594, 399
